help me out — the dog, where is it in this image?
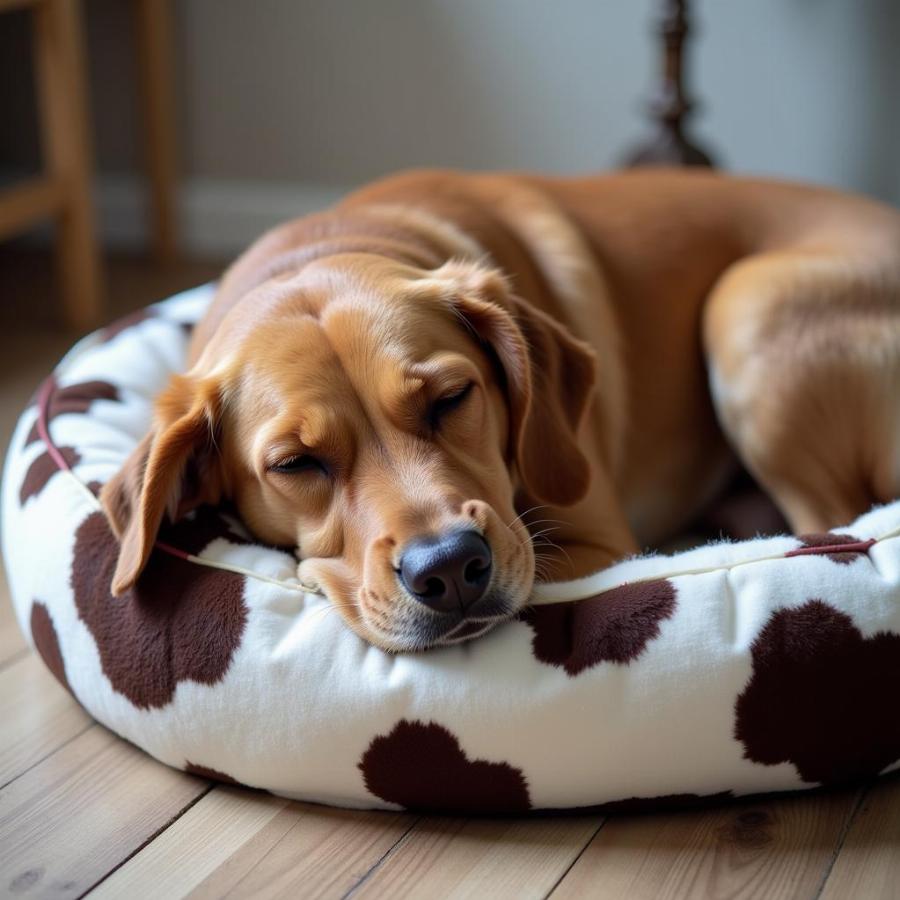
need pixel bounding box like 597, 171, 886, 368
100, 168, 900, 651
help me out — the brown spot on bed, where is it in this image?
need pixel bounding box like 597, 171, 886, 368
359, 719, 531, 813
25, 378, 120, 445
520, 579, 677, 675
785, 533, 875, 565
30, 601, 71, 694
20, 446, 80, 505
71, 507, 249, 709
735, 599, 900, 785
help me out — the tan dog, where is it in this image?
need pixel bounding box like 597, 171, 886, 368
101, 168, 900, 651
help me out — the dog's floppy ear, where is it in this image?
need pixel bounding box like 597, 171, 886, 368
440, 261, 597, 506
99, 374, 224, 596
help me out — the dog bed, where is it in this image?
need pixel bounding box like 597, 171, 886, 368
4, 282, 900, 813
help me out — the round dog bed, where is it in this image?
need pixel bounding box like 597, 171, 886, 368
4, 283, 900, 813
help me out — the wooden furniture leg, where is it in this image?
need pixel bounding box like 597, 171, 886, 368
623, 0, 715, 168
32, 0, 103, 332
134, 0, 179, 263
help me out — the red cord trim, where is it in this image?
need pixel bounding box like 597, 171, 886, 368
785, 539, 876, 559
36, 375, 194, 564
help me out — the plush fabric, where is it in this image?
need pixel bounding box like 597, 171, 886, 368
4, 283, 900, 813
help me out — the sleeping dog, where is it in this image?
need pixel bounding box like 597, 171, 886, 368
101, 168, 900, 651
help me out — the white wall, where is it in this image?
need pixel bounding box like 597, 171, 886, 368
2, 0, 898, 254
700, 0, 900, 201
177, 0, 900, 197
174, 0, 648, 182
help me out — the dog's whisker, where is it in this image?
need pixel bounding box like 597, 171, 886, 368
526, 522, 567, 534
303, 597, 367, 628
532, 537, 575, 570
304, 604, 348, 625
529, 527, 562, 543
531, 551, 555, 583
531, 525, 562, 537
506, 504, 549, 530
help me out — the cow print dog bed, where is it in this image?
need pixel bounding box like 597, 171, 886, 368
4, 282, 900, 814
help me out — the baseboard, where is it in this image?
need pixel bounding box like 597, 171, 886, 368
95, 174, 351, 257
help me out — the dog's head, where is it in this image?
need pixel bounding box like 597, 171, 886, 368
101, 254, 596, 650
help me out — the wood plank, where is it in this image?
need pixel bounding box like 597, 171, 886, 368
0, 652, 91, 787
89, 787, 290, 900
0, 725, 207, 899
819, 779, 900, 899
550, 789, 864, 900
33, 0, 104, 331
133, 0, 180, 263
0, 573, 27, 668
91, 789, 414, 900
0, 177, 61, 243
352, 814, 604, 899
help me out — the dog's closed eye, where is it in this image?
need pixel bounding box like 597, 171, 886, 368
269, 454, 330, 476
428, 381, 474, 430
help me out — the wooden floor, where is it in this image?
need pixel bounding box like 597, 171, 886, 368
1, 249, 899, 899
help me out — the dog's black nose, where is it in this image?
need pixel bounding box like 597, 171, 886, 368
399, 531, 492, 612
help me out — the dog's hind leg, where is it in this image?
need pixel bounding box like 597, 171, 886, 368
702, 250, 900, 534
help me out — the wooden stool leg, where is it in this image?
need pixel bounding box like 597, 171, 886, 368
33, 0, 104, 332
134, 0, 179, 263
